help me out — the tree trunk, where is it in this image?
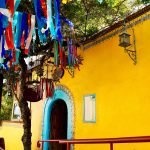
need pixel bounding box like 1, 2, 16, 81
0, 73, 3, 112
19, 54, 32, 150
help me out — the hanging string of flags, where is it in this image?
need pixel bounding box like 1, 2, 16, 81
0, 0, 82, 72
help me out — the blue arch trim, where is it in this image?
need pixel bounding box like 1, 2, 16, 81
42, 85, 74, 150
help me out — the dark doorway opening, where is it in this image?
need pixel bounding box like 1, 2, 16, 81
49, 99, 67, 150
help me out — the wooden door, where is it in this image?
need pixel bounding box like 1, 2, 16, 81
49, 100, 67, 150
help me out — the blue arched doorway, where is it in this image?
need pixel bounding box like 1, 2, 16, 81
42, 85, 74, 150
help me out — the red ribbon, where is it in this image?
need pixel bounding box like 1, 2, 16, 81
6, 0, 14, 17
24, 49, 28, 55
5, 22, 14, 50
40, 0, 47, 18
28, 14, 31, 30
63, 52, 67, 67
46, 79, 54, 97
59, 43, 63, 67
21, 32, 25, 49
9, 59, 12, 67
5, 22, 16, 63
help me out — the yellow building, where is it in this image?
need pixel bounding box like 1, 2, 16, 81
1, 5, 150, 150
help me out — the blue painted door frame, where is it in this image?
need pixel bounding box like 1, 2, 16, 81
42, 86, 74, 150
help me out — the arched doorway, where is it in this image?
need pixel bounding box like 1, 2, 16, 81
49, 100, 67, 150
42, 85, 74, 150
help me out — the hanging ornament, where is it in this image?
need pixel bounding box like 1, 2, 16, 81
52, 67, 64, 82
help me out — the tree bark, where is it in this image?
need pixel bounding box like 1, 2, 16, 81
0, 73, 3, 112
19, 54, 32, 150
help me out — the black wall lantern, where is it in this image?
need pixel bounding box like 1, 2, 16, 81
119, 22, 137, 65
119, 32, 131, 48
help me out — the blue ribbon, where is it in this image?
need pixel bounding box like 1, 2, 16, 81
5, 50, 12, 59
0, 0, 8, 30
0, 0, 6, 9
3, 62, 8, 70
0, 14, 3, 42
21, 13, 28, 42
13, 12, 18, 47
61, 17, 74, 28
33, 0, 47, 43
15, 0, 21, 11
14, 49, 20, 65
54, 0, 62, 41
0, 11, 8, 30
47, 0, 55, 39
15, 12, 23, 48
1, 34, 5, 58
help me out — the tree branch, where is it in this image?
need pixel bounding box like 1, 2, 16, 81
11, 84, 19, 102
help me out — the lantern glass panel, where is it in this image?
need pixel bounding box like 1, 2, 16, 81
119, 32, 131, 48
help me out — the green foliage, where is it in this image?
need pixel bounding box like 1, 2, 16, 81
141, 0, 150, 4
0, 90, 13, 121
61, 0, 149, 39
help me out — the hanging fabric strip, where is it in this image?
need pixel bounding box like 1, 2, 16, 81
5, 21, 14, 50
28, 14, 31, 30
40, 78, 44, 99
0, 14, 2, 41
2, 34, 5, 58
40, 0, 47, 18
0, 8, 11, 22
6, 0, 14, 17
70, 39, 74, 66
13, 12, 18, 48
58, 43, 63, 67
14, 0, 21, 11
12, 48, 16, 62
61, 17, 74, 28
5, 50, 12, 67
54, 0, 62, 41
21, 31, 25, 49
47, 0, 55, 39
4, 36, 8, 50
15, 12, 22, 48
25, 15, 35, 55
49, 80, 54, 97
3, 62, 9, 70
0, 0, 6, 9
73, 46, 77, 66
1, 14, 8, 29
45, 79, 49, 97
21, 12, 28, 43
54, 40, 59, 66
15, 49, 20, 64
0, 36, 2, 63
34, 0, 47, 42
34, 0, 46, 28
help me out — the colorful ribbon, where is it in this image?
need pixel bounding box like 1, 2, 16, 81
34, 0, 47, 42
6, 0, 14, 17
25, 15, 35, 55
47, 0, 55, 39
0, 0, 6, 9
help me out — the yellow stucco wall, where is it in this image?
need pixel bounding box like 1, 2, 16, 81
59, 12, 150, 150
0, 122, 23, 149
1, 12, 150, 150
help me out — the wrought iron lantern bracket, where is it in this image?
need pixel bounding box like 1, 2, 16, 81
124, 47, 137, 65
119, 24, 137, 65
